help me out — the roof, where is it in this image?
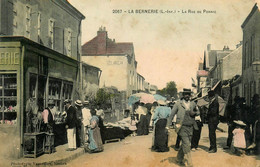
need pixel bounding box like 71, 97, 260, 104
137, 73, 145, 79
207, 49, 233, 67
81, 61, 101, 71
54, 0, 85, 20
82, 30, 134, 56
241, 3, 258, 28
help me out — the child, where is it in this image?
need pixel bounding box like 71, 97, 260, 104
129, 115, 137, 136
232, 120, 247, 156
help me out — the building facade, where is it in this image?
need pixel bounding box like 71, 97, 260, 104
241, 3, 260, 105
82, 27, 138, 97
136, 73, 145, 92
0, 0, 84, 61
0, 0, 85, 158
81, 62, 102, 101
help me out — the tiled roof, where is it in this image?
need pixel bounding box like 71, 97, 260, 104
82, 31, 134, 56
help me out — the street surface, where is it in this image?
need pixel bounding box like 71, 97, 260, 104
67, 123, 260, 167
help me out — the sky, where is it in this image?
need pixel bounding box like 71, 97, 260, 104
69, 0, 257, 91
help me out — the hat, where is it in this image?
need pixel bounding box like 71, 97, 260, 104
183, 88, 192, 95
233, 120, 246, 126
83, 100, 89, 105
75, 100, 83, 106
64, 99, 71, 104
157, 99, 167, 105
48, 100, 55, 105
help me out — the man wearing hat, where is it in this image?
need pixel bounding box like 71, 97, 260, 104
207, 90, 219, 153
167, 88, 199, 167
75, 100, 84, 148
64, 99, 77, 151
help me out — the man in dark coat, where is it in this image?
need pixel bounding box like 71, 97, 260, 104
64, 99, 77, 151
207, 90, 219, 153
224, 96, 242, 149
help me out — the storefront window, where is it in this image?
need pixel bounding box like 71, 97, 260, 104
0, 74, 17, 125
62, 82, 73, 100
49, 78, 62, 111
29, 74, 37, 98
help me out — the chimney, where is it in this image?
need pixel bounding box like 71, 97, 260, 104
207, 44, 211, 51
113, 39, 115, 43
97, 26, 107, 54
223, 45, 226, 51
226, 46, 229, 50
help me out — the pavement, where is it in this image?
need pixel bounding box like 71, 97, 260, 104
1, 122, 260, 167
2, 144, 85, 167
66, 123, 260, 167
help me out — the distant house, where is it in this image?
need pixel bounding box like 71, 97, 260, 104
82, 27, 138, 97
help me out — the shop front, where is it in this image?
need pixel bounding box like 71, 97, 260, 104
0, 37, 79, 158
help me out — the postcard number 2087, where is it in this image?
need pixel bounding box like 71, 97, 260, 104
112, 9, 122, 13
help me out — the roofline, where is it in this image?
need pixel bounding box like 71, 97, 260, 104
241, 3, 258, 28
52, 0, 85, 20
137, 73, 145, 79
82, 53, 129, 56
81, 61, 101, 71
222, 45, 242, 60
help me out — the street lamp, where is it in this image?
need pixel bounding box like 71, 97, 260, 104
252, 61, 260, 72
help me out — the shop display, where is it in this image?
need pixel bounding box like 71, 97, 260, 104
0, 74, 17, 125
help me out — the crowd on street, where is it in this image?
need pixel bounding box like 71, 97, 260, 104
40, 88, 260, 167
126, 89, 260, 167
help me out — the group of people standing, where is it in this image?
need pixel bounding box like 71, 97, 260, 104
224, 94, 260, 156
149, 88, 220, 167
63, 99, 103, 153
146, 88, 260, 167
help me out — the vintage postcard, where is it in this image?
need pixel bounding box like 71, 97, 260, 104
1, 0, 260, 166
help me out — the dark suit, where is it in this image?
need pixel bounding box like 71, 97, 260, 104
207, 97, 219, 151
66, 106, 77, 128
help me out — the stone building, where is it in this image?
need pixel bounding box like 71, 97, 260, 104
82, 62, 102, 101
0, 0, 85, 158
0, 0, 84, 61
81, 27, 138, 97
241, 3, 260, 105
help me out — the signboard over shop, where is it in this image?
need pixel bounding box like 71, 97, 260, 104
197, 70, 208, 77
0, 48, 20, 65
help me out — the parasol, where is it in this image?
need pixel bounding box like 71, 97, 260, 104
197, 95, 227, 116
128, 92, 156, 105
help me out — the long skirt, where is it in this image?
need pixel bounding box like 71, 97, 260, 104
154, 119, 169, 152
88, 126, 104, 152
137, 115, 148, 135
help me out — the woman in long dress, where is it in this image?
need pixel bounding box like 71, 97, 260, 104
87, 109, 104, 153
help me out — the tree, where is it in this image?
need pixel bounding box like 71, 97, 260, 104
157, 81, 178, 98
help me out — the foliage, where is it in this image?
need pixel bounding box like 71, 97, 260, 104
157, 81, 178, 98
95, 88, 111, 106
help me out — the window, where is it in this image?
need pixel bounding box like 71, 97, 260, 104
37, 12, 41, 42
25, 5, 31, 38
49, 19, 54, 49
67, 29, 72, 57
64, 28, 72, 57
29, 74, 37, 98
13, 3, 17, 28
0, 74, 17, 125
62, 82, 73, 101
48, 79, 62, 111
